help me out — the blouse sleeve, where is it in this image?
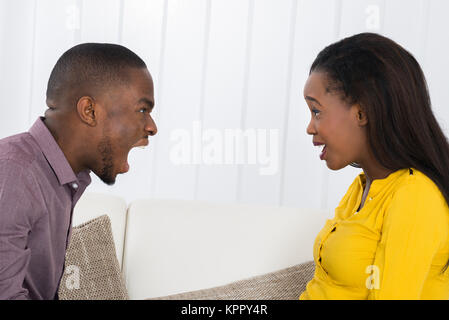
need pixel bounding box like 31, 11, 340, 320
367, 180, 447, 300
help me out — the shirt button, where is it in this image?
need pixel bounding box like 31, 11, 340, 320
71, 183, 79, 189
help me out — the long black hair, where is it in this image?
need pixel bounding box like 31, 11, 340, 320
310, 32, 449, 272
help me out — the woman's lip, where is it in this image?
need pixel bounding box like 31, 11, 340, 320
320, 145, 327, 160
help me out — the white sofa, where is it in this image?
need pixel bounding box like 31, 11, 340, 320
72, 192, 331, 300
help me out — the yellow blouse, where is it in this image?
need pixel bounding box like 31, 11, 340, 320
300, 168, 449, 300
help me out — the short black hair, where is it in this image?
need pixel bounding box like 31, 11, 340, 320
46, 43, 146, 104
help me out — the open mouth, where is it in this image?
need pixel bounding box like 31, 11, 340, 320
119, 138, 150, 174
314, 142, 327, 160
320, 145, 327, 160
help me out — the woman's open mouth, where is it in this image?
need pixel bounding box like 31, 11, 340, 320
314, 142, 327, 160
320, 145, 327, 160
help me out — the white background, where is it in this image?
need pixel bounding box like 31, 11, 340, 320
0, 0, 448, 211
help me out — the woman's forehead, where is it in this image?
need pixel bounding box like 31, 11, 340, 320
304, 72, 328, 98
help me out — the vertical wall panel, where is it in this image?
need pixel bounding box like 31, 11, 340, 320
425, 0, 449, 136
195, 0, 250, 203
28, 0, 78, 127
0, 0, 36, 138
152, 0, 208, 200
383, 0, 429, 65
1, 0, 449, 210
339, 0, 386, 38
322, 0, 388, 212
237, 0, 294, 205
79, 0, 121, 43
85, 0, 166, 204
281, 0, 342, 211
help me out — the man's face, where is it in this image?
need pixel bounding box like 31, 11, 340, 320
93, 67, 157, 185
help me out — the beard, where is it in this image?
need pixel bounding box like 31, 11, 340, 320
97, 136, 116, 185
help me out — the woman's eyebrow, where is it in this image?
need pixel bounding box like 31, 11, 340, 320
305, 96, 322, 107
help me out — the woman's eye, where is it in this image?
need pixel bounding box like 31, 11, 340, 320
312, 109, 320, 117
139, 108, 147, 113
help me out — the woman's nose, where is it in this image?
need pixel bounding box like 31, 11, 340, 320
306, 119, 316, 135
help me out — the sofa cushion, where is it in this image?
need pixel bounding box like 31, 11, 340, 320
149, 260, 315, 300
58, 215, 129, 300
72, 192, 128, 269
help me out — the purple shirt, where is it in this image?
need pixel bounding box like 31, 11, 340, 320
0, 117, 91, 300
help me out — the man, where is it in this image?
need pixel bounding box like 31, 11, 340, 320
0, 43, 157, 299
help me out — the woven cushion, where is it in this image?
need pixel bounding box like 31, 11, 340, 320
149, 260, 315, 300
58, 215, 129, 300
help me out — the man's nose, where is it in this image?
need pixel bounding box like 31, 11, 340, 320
145, 115, 158, 136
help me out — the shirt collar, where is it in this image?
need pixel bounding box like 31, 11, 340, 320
29, 117, 90, 186
357, 168, 409, 199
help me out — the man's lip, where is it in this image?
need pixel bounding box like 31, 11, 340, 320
132, 138, 149, 148
313, 142, 325, 146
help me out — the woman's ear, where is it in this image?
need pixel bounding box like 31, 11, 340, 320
355, 104, 368, 126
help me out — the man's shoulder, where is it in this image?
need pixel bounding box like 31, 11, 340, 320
0, 132, 39, 168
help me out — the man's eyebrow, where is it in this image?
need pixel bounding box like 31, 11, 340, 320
305, 96, 322, 107
138, 97, 155, 109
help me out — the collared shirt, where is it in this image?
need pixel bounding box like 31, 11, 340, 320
0, 117, 91, 300
300, 168, 449, 300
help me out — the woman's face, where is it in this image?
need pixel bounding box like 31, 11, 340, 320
304, 71, 368, 171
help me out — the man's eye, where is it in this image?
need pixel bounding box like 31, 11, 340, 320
139, 108, 148, 113
312, 109, 320, 117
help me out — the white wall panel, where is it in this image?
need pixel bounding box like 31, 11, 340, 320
383, 0, 429, 65
152, 0, 208, 200
238, 0, 294, 205
339, 0, 386, 38
282, 0, 343, 210
425, 0, 449, 136
28, 0, 78, 127
0, 0, 35, 138
195, 0, 250, 203
1, 0, 449, 210
86, 0, 166, 204
323, 0, 388, 211
79, 0, 121, 43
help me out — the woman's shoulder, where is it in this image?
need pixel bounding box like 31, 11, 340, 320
394, 168, 444, 200
388, 168, 449, 224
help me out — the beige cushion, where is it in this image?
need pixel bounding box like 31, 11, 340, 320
149, 260, 315, 300
58, 215, 129, 300
73, 193, 128, 269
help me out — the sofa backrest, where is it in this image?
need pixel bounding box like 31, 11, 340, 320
122, 198, 330, 299
73, 193, 331, 299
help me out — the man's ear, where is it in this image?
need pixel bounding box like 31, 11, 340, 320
76, 96, 97, 126
354, 104, 368, 126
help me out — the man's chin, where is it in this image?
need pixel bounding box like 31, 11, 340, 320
95, 170, 117, 186
101, 178, 116, 186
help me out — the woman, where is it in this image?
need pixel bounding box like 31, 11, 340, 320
300, 33, 449, 300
